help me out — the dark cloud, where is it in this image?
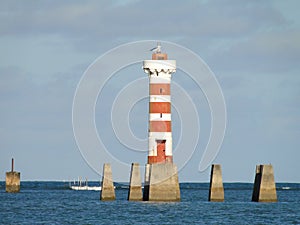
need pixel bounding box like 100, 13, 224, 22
0, 0, 293, 67
0, 0, 287, 38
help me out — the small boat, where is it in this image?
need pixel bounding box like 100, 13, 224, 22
70, 185, 102, 191
69, 178, 101, 191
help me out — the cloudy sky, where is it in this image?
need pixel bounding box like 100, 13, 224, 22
1, 0, 299, 182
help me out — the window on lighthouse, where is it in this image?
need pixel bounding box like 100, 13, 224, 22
160, 88, 163, 94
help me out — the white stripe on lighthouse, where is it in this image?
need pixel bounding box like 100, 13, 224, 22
149, 95, 171, 102
149, 113, 171, 121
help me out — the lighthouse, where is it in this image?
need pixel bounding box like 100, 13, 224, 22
143, 43, 180, 201
143, 43, 176, 164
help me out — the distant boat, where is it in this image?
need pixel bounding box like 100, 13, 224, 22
69, 178, 101, 191
70, 185, 102, 191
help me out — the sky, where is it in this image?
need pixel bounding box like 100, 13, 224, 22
1, 0, 300, 182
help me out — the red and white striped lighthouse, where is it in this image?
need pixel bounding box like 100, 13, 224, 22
143, 44, 176, 164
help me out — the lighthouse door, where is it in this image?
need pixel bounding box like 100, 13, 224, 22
156, 140, 166, 163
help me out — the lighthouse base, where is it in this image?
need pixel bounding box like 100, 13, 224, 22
143, 163, 180, 201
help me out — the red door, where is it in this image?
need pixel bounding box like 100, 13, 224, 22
156, 140, 166, 163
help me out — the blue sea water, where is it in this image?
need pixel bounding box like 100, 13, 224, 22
0, 182, 299, 224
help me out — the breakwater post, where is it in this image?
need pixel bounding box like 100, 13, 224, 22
100, 163, 115, 201
128, 163, 142, 201
252, 164, 277, 202
208, 164, 224, 202
6, 158, 20, 193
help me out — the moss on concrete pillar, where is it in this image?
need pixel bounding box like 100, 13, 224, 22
100, 163, 115, 201
208, 164, 224, 202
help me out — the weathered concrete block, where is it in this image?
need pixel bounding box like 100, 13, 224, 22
252, 164, 277, 202
6, 172, 20, 193
128, 163, 142, 201
208, 164, 224, 202
145, 163, 180, 201
100, 163, 115, 201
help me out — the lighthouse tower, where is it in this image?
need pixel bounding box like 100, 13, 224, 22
143, 44, 180, 201
143, 44, 176, 164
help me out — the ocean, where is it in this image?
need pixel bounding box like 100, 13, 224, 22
0, 182, 299, 224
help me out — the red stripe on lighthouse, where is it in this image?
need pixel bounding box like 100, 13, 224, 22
152, 53, 168, 60
149, 121, 171, 132
148, 155, 173, 164
149, 102, 171, 113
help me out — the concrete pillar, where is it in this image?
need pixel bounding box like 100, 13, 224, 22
128, 163, 142, 201
252, 164, 277, 202
100, 163, 115, 201
6, 158, 20, 193
145, 163, 180, 201
6, 172, 20, 193
208, 164, 224, 202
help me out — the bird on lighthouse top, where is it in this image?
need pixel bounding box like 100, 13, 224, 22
150, 42, 162, 53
